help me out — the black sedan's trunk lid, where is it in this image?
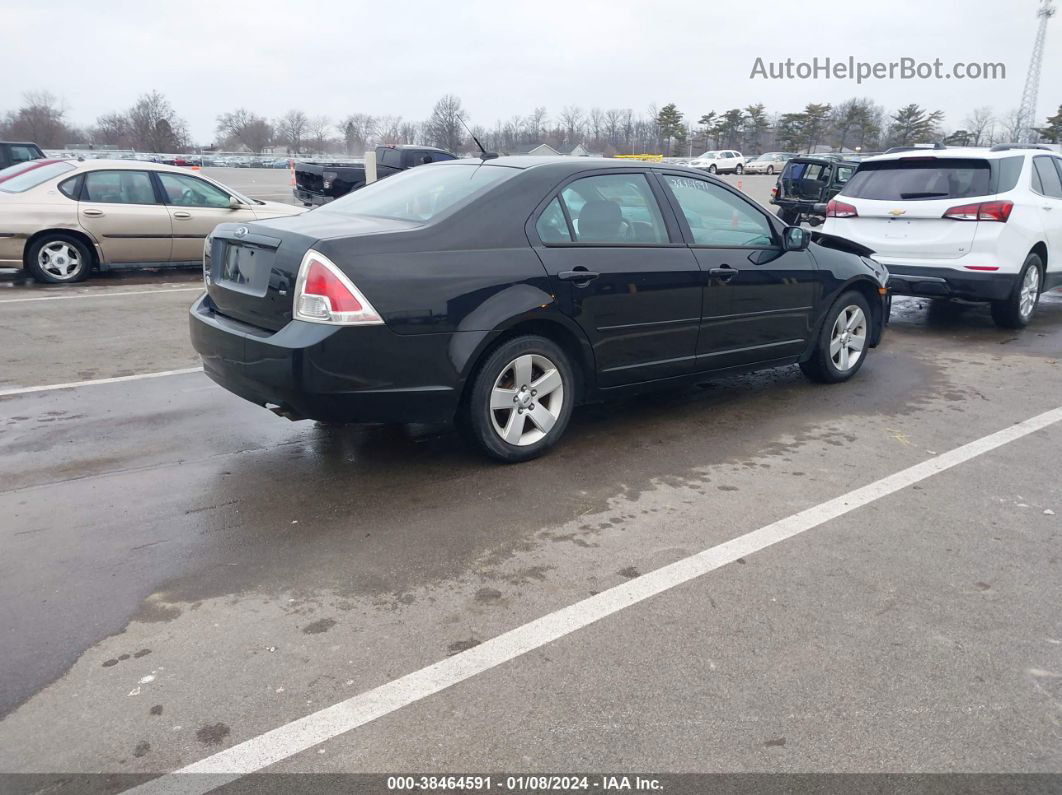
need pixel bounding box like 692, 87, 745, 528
205, 213, 420, 331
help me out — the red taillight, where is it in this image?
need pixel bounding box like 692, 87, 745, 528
304, 259, 363, 313
964, 266, 1000, 271
826, 199, 858, 218
294, 250, 383, 326
943, 200, 1013, 222
770, 186, 778, 198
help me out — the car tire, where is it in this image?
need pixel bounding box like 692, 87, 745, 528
25, 233, 93, 284
735, 164, 744, 175
800, 291, 873, 384
990, 253, 1042, 329
708, 165, 717, 174
767, 166, 775, 175
462, 335, 576, 463
777, 208, 800, 225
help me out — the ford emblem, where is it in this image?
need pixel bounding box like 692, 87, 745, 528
234, 226, 249, 239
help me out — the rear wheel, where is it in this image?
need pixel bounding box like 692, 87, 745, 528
766, 166, 775, 175
777, 208, 800, 225
25, 233, 92, 283
462, 335, 575, 463
990, 253, 1042, 329
800, 291, 872, 384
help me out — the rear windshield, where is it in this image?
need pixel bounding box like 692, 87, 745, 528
0, 160, 75, 192
841, 158, 992, 201
320, 162, 517, 223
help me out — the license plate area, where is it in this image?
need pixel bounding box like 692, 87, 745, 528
215, 242, 272, 297
884, 220, 911, 239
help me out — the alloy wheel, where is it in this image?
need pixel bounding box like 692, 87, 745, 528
38, 242, 82, 279
829, 305, 867, 372
489, 353, 565, 446
1019, 265, 1040, 319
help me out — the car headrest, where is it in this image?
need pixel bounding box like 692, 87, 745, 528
579, 200, 623, 241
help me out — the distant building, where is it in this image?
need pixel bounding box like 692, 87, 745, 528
505, 143, 562, 156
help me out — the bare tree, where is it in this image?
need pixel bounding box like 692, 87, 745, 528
307, 115, 331, 153
559, 105, 584, 148
275, 110, 308, 154
128, 91, 190, 152
92, 112, 130, 148
5, 91, 71, 148
998, 108, 1024, 144
342, 113, 376, 156
425, 94, 466, 153
964, 107, 996, 146
216, 109, 273, 152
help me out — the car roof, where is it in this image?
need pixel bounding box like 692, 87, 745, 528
61, 159, 208, 176
862, 146, 1059, 164
440, 156, 708, 175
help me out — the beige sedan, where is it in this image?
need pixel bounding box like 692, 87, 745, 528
0, 159, 304, 283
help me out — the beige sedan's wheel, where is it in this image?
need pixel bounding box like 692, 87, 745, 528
26, 234, 92, 284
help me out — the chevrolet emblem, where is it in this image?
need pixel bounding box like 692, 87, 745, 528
888, 209, 906, 217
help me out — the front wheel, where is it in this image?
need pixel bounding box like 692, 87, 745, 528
735, 164, 744, 175
800, 291, 873, 384
25, 234, 92, 283
990, 253, 1042, 329
766, 166, 775, 175
708, 164, 718, 174
462, 335, 576, 462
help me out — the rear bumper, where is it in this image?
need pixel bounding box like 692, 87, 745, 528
189, 294, 462, 424
885, 266, 1017, 302
292, 188, 332, 206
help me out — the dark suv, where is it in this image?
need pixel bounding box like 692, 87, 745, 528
770, 155, 859, 226
0, 141, 45, 170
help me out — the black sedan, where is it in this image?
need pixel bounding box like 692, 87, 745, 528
190, 157, 888, 462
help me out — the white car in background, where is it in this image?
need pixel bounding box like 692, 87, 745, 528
823, 144, 1062, 328
745, 152, 797, 175
690, 150, 745, 174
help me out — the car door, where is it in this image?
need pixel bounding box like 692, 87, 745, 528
155, 171, 257, 262
78, 169, 172, 263
658, 172, 820, 370
1032, 157, 1062, 268
529, 170, 702, 388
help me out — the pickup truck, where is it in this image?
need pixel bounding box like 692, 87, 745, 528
293, 144, 458, 206
0, 141, 45, 170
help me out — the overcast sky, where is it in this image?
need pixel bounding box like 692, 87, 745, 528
4, 0, 1060, 142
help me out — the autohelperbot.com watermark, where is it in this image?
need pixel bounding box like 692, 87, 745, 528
750, 56, 1006, 83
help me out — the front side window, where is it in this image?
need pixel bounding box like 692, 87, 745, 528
157, 172, 231, 207
322, 162, 517, 223
83, 170, 157, 204
9, 145, 40, 164
1032, 156, 1062, 199
663, 174, 774, 247
559, 173, 668, 244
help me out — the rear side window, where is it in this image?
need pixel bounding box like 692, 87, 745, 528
1032, 156, 1062, 199
83, 170, 158, 204
995, 156, 1025, 193
559, 173, 669, 244
7, 144, 42, 164
379, 149, 402, 168
842, 158, 991, 201
536, 197, 572, 243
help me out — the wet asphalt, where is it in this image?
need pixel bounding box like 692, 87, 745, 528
0, 171, 1061, 782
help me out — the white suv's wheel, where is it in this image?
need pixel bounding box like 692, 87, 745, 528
991, 253, 1042, 330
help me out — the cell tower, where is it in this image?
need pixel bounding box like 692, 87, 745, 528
1017, 0, 1056, 143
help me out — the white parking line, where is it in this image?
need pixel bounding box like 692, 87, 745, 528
125, 404, 1062, 795
0, 287, 201, 304
0, 367, 203, 398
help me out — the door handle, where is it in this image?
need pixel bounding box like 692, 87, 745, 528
709, 266, 738, 282
558, 269, 600, 284
81, 208, 104, 217
173, 211, 192, 219
1044, 206, 1055, 211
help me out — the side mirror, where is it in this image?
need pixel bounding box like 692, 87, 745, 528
228, 196, 245, 210
783, 226, 810, 251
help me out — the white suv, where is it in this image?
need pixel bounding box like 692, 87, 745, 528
690, 150, 745, 174
822, 145, 1062, 328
